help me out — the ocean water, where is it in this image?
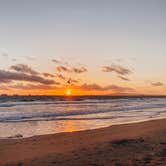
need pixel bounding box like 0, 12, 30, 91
0, 96, 166, 138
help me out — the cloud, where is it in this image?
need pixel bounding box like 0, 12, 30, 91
9, 83, 58, 90
76, 83, 134, 92
52, 59, 69, 66
56, 65, 71, 73
70, 78, 79, 84
78, 83, 106, 91
0, 70, 57, 85
56, 65, 87, 74
102, 64, 131, 75
11, 82, 133, 93
107, 85, 134, 92
118, 76, 130, 81
1, 53, 8, 57
56, 74, 79, 85
12, 58, 17, 62
53, 58, 88, 74
43, 73, 55, 78
52, 59, 62, 64
10, 64, 39, 75
151, 82, 164, 86
56, 74, 66, 80
72, 67, 87, 73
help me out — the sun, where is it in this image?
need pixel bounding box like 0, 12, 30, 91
66, 89, 72, 96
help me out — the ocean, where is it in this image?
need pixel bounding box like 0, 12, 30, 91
0, 96, 166, 138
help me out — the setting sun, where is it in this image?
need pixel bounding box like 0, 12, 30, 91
66, 89, 72, 96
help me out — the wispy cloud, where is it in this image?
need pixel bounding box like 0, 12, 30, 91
102, 64, 131, 75
52, 58, 69, 66
1, 53, 18, 62
52, 58, 88, 74
56, 65, 71, 73
151, 82, 164, 86
52, 59, 63, 64
43, 73, 55, 78
70, 78, 79, 84
56, 74, 66, 80
76, 83, 134, 92
118, 75, 130, 81
56, 74, 79, 85
56, 65, 88, 74
12, 58, 17, 62
9, 83, 58, 90
10, 64, 39, 75
72, 67, 87, 73
7, 82, 134, 93
1, 53, 8, 57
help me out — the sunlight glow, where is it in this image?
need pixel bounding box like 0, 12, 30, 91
66, 89, 72, 96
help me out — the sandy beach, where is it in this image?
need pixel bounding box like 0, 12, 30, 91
0, 119, 165, 166
0, 0, 165, 165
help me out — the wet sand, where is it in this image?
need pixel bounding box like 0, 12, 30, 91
0, 118, 166, 166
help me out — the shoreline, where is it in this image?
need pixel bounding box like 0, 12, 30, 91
0, 116, 166, 139
0, 118, 166, 165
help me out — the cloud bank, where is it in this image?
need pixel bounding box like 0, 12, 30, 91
76, 83, 134, 93
0, 70, 57, 85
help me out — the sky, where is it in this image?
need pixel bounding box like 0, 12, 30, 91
0, 0, 166, 95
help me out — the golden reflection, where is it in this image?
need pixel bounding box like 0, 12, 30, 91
65, 120, 76, 132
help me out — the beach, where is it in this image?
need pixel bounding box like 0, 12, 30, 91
0, 0, 166, 165
0, 118, 166, 166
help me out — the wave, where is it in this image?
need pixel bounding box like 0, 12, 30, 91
0, 96, 165, 108
0, 102, 165, 122
0, 95, 165, 103
0, 96, 166, 122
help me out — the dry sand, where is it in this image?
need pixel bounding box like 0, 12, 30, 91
0, 118, 166, 166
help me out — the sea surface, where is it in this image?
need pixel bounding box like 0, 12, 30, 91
0, 96, 166, 138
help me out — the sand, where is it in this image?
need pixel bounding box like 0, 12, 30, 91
0, 118, 166, 166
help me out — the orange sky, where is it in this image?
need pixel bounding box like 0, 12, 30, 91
0, 1, 166, 96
